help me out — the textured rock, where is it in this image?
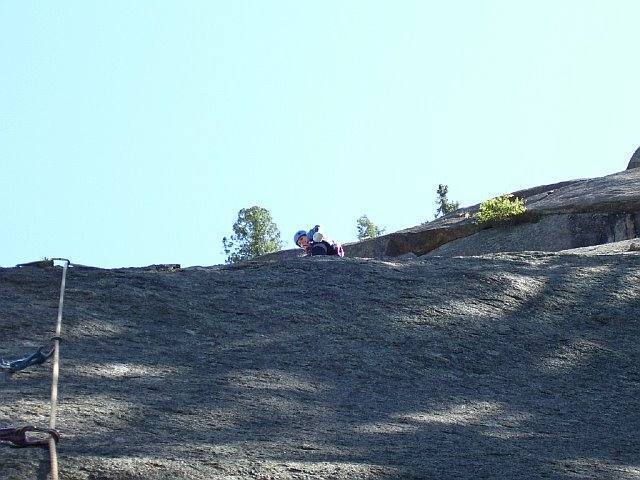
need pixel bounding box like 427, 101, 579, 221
342, 169, 640, 259
428, 212, 638, 257
250, 248, 305, 262
558, 238, 640, 255
344, 216, 481, 258
525, 169, 640, 215
343, 180, 586, 259
1, 255, 639, 479
628, 146, 640, 169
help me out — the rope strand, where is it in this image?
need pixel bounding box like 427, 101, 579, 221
48, 258, 70, 480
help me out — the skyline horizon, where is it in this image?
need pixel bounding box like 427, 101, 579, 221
3, 2, 639, 268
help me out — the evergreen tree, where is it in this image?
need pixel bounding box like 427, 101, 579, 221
356, 215, 385, 240
223, 206, 282, 264
435, 184, 460, 217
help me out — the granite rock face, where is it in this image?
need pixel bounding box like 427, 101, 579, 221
628, 146, 640, 169
524, 169, 640, 215
428, 212, 640, 257
1, 253, 640, 479
344, 169, 640, 259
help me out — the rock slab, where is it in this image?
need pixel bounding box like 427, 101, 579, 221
1, 255, 639, 479
628, 146, 640, 169
343, 169, 640, 259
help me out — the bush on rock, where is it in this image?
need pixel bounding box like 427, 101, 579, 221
476, 194, 526, 225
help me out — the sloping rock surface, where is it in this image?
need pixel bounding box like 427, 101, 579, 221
525, 169, 640, 214
344, 169, 640, 259
1, 254, 639, 479
427, 212, 639, 257
628, 146, 640, 170
559, 238, 640, 255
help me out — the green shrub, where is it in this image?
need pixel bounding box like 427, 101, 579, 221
476, 194, 526, 224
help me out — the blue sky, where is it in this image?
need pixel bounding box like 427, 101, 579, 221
1, 1, 638, 267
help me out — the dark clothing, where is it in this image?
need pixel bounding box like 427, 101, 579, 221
310, 241, 339, 256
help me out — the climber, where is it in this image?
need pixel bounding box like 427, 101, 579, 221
294, 225, 344, 257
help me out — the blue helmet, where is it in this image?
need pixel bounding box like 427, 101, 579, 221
293, 230, 307, 246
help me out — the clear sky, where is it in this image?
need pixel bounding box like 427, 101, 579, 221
1, 1, 638, 267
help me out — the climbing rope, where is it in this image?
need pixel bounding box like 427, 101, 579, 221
47, 258, 70, 480
0, 258, 70, 480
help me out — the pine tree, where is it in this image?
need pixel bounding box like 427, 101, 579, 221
435, 184, 460, 218
356, 215, 385, 240
222, 206, 282, 264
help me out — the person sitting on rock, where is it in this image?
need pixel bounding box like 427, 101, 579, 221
294, 225, 344, 257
